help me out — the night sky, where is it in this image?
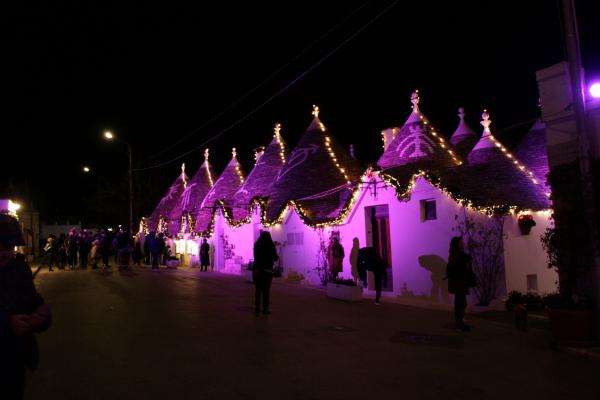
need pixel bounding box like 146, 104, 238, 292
2, 1, 599, 228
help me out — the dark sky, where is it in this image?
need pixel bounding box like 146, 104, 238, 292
1, 1, 599, 227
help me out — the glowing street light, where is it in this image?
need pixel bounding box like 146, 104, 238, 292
83, 166, 91, 173
590, 82, 600, 99
103, 129, 134, 233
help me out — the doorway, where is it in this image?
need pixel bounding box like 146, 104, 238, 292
365, 205, 393, 291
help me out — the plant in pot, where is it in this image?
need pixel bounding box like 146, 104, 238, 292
517, 214, 536, 235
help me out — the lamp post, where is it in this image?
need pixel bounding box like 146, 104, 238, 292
104, 131, 134, 235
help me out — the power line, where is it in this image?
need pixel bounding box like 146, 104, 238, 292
140, 1, 370, 165
134, 1, 399, 172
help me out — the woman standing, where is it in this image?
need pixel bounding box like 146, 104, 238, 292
446, 236, 474, 332
0, 213, 52, 399
252, 231, 278, 315
327, 235, 344, 281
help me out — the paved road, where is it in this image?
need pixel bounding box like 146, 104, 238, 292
26, 266, 598, 400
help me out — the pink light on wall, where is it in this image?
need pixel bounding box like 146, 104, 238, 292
590, 82, 600, 99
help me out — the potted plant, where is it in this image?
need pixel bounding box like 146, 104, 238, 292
543, 293, 595, 346
517, 214, 536, 235
326, 277, 362, 302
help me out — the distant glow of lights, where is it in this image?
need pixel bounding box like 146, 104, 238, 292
8, 200, 21, 216
104, 131, 114, 140
590, 82, 600, 99
83, 166, 90, 173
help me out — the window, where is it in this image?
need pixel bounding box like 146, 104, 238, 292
286, 232, 304, 246
287, 233, 295, 245
526, 274, 538, 292
420, 199, 437, 221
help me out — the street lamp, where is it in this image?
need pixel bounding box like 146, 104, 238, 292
103, 130, 134, 234
83, 166, 91, 173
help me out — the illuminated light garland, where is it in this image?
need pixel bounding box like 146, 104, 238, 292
204, 149, 214, 187
231, 147, 245, 184
138, 217, 149, 235
314, 105, 352, 185
274, 123, 286, 164
479, 110, 539, 185
378, 169, 551, 216
254, 146, 265, 162
158, 215, 168, 233
181, 163, 187, 189
180, 214, 187, 235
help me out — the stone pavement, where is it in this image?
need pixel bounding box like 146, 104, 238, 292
26, 265, 599, 400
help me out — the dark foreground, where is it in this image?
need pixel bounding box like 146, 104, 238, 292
27, 266, 598, 399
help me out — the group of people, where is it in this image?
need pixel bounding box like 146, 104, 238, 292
255, 231, 476, 333
41, 228, 140, 271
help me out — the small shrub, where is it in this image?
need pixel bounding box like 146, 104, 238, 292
505, 291, 523, 311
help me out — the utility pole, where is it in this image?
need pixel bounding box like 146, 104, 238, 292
562, 0, 600, 336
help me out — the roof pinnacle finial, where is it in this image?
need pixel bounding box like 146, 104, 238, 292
481, 109, 492, 132
411, 90, 420, 114
204, 148, 209, 162
232, 147, 237, 159
181, 162, 186, 175
458, 107, 465, 120
274, 122, 281, 137
312, 104, 320, 119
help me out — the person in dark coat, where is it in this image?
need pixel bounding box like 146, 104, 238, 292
57, 234, 67, 269
200, 238, 210, 271
147, 232, 165, 271
357, 246, 386, 305
100, 232, 112, 268
143, 234, 150, 265
0, 213, 52, 400
446, 236, 474, 332
78, 231, 91, 269
133, 235, 143, 266
66, 229, 78, 269
252, 231, 278, 315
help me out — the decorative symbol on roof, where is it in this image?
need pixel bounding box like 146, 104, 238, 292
158, 183, 179, 208
180, 182, 197, 211
232, 147, 237, 158
274, 123, 281, 136
458, 107, 465, 120
181, 163, 187, 188
275, 144, 319, 182
396, 125, 435, 159
204, 148, 210, 162
312, 105, 320, 119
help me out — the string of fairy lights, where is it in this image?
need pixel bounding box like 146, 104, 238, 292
204, 148, 215, 187
231, 148, 245, 185
479, 110, 540, 185
313, 105, 352, 185
274, 123, 286, 164
140, 96, 550, 237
